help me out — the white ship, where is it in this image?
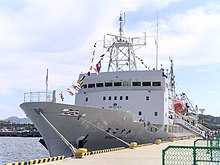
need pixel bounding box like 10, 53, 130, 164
20, 14, 208, 157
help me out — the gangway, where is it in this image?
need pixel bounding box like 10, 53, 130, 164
173, 114, 205, 138
197, 123, 211, 132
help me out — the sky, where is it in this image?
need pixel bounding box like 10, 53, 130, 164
0, 0, 220, 119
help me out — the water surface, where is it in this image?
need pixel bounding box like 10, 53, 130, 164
0, 137, 49, 165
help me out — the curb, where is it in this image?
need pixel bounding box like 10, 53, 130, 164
82, 147, 125, 156
5, 156, 65, 165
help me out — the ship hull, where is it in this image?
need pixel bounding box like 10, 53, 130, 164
20, 102, 192, 157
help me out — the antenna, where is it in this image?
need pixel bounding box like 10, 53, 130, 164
124, 12, 126, 26
155, 8, 159, 70
119, 12, 124, 39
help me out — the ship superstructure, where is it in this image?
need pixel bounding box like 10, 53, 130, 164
20, 13, 207, 157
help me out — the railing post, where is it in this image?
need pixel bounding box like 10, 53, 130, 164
193, 146, 196, 165
38, 91, 40, 102
162, 149, 165, 165
210, 146, 213, 162
30, 92, 32, 102
52, 90, 56, 103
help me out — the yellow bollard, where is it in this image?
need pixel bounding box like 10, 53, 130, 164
155, 139, 161, 144
170, 138, 175, 142
129, 142, 137, 149
75, 148, 88, 158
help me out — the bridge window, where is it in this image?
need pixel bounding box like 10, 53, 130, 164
114, 82, 122, 86
109, 96, 111, 100
125, 96, 129, 100
105, 82, 113, 87
82, 84, 87, 88
154, 112, 158, 116
123, 81, 131, 86
114, 96, 117, 100
132, 82, 141, 86
96, 83, 103, 87
152, 82, 161, 86
120, 96, 123, 100
86, 97, 88, 101
103, 96, 106, 100
138, 111, 142, 116
142, 82, 151, 86
88, 84, 95, 88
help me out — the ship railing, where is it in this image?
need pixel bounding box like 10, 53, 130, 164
23, 91, 56, 102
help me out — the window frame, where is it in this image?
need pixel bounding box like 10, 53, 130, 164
152, 82, 161, 86
96, 83, 104, 87
142, 82, 151, 86
114, 82, 122, 86
132, 81, 141, 86
88, 83, 95, 88
105, 82, 113, 87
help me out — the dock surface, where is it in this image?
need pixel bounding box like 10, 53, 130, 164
43, 138, 196, 165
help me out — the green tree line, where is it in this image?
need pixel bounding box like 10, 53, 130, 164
199, 114, 220, 130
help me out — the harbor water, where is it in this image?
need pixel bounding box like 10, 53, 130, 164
0, 137, 49, 165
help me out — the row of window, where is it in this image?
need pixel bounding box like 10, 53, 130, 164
82, 81, 161, 89
85, 95, 150, 101
103, 96, 129, 101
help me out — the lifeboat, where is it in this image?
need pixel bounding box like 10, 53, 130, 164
174, 99, 187, 113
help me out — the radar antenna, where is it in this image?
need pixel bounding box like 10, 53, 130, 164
104, 12, 146, 72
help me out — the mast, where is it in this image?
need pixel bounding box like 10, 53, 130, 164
104, 13, 146, 72
170, 59, 175, 95
156, 9, 159, 70
119, 12, 124, 40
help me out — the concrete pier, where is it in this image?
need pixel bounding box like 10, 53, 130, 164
43, 138, 197, 165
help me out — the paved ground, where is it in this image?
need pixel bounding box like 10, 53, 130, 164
44, 138, 197, 165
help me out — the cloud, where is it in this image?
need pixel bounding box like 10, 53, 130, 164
158, 3, 220, 66
0, 0, 183, 52
0, 0, 182, 94
0, 0, 220, 118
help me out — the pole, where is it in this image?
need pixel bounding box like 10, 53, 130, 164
156, 9, 159, 70
46, 68, 48, 101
